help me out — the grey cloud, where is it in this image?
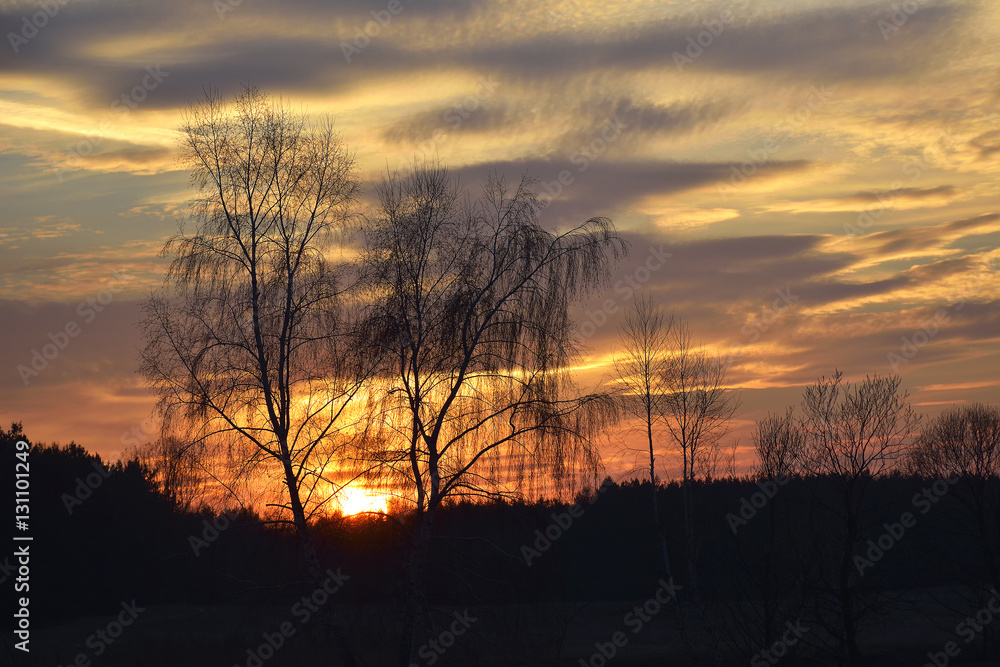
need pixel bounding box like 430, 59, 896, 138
860, 212, 1000, 256
382, 95, 737, 152
382, 100, 515, 144
450, 157, 810, 224
1, 0, 972, 111
848, 185, 956, 206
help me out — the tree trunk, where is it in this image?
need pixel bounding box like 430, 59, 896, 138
682, 474, 723, 664
281, 454, 358, 667
401, 501, 436, 666
647, 411, 695, 661
839, 492, 861, 666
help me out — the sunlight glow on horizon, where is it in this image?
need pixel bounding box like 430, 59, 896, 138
337, 485, 389, 517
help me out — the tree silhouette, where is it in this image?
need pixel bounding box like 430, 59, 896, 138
753, 408, 804, 480
657, 315, 739, 661
799, 371, 919, 665
359, 163, 624, 665
911, 403, 1000, 591
613, 296, 699, 658
138, 84, 366, 665
724, 410, 806, 656
613, 296, 676, 580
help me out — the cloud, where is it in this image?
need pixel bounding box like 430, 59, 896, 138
0, 240, 166, 302
826, 213, 1000, 275
403, 1, 972, 84
0, 216, 81, 247
382, 99, 515, 145
919, 380, 1000, 393
765, 185, 959, 214
642, 205, 742, 230
450, 157, 811, 224
969, 130, 1000, 161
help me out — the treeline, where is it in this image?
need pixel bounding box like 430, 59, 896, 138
5, 420, 1000, 665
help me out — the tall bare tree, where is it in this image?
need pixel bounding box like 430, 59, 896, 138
799, 371, 919, 665
657, 316, 739, 661
138, 85, 366, 664
359, 164, 624, 665
659, 319, 739, 487
613, 296, 699, 658
661, 319, 739, 575
613, 295, 675, 580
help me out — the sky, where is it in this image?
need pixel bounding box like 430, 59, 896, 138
1, 0, 998, 477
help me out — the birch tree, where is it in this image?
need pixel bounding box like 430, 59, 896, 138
138, 85, 366, 665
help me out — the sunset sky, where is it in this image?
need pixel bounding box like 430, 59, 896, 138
2, 0, 998, 475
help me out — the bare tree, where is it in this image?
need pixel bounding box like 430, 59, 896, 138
799, 371, 919, 665
660, 318, 740, 485
754, 408, 805, 480
359, 164, 624, 665
911, 403, 1000, 591
613, 295, 675, 580
656, 316, 739, 662
130, 432, 206, 511
613, 296, 700, 658
660, 319, 739, 572
138, 85, 366, 665
732, 409, 806, 654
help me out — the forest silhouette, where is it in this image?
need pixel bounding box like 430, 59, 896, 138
4, 414, 1000, 666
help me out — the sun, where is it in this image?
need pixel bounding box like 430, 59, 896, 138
337, 486, 389, 517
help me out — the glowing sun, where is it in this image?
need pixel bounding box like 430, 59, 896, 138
338, 486, 388, 516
